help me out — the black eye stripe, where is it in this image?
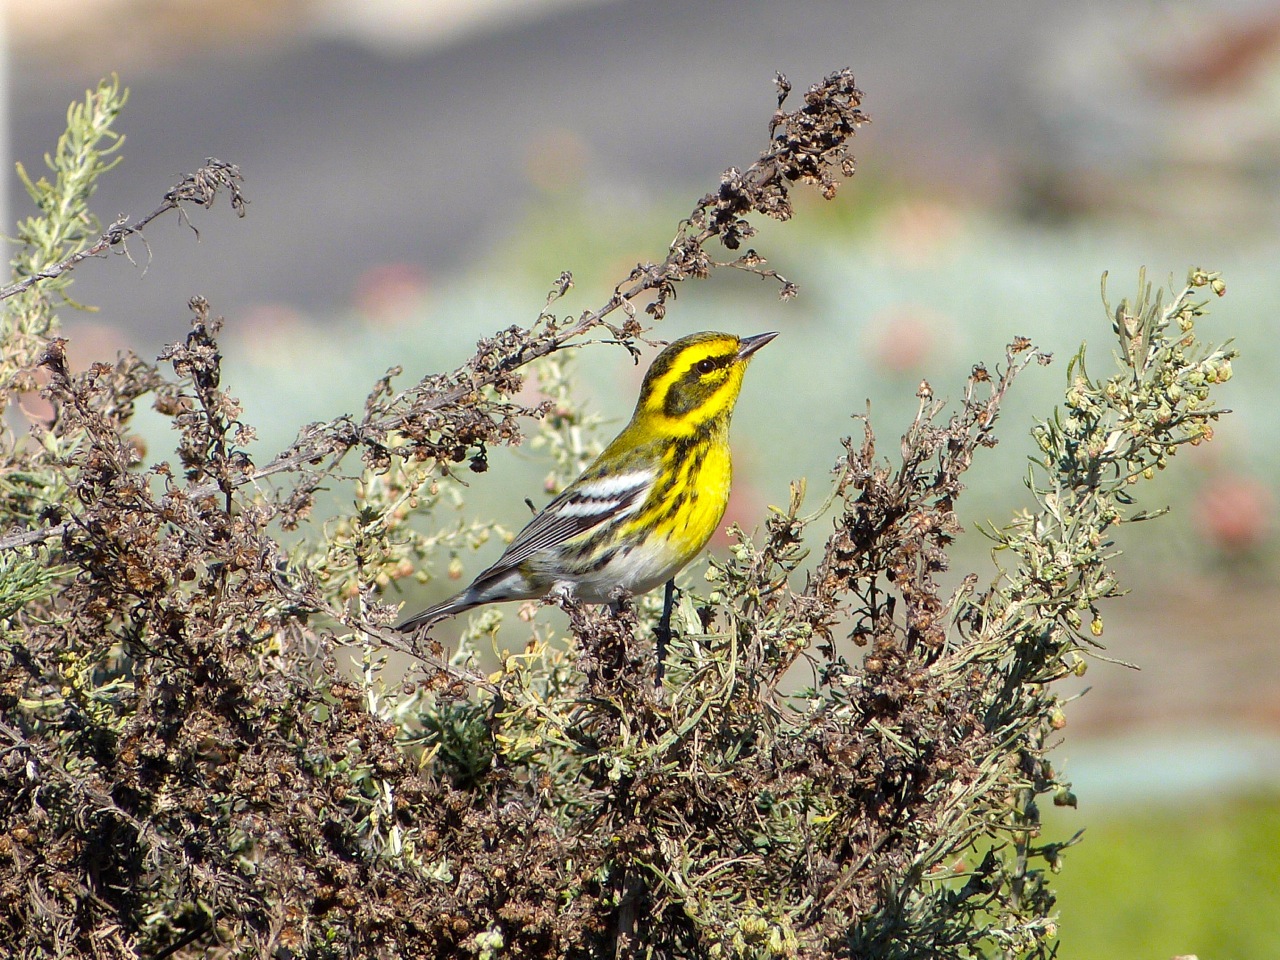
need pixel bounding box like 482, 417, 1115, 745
691, 353, 733, 376
662, 350, 737, 417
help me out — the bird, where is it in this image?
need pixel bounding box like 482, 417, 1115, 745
395, 330, 776, 669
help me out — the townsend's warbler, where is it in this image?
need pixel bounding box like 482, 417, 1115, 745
396, 330, 776, 632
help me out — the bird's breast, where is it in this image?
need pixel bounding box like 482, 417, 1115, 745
631, 432, 732, 557
681, 439, 731, 546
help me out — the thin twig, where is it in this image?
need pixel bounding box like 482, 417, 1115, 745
0, 158, 246, 303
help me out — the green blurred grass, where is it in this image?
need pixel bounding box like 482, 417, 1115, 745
1046, 792, 1280, 959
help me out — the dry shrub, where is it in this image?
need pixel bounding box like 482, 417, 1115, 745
0, 74, 1234, 959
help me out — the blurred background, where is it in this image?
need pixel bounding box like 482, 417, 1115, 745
7, 0, 1280, 955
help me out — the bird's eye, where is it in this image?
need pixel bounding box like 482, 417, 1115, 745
696, 358, 716, 375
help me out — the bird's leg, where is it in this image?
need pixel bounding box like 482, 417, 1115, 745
655, 578, 676, 684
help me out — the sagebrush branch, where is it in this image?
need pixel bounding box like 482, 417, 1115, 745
0, 71, 865, 554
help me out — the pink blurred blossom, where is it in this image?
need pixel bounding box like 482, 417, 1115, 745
354, 262, 430, 326
1194, 473, 1273, 554
878, 200, 964, 265
865, 304, 948, 374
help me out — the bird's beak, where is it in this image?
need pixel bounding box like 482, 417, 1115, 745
737, 331, 778, 360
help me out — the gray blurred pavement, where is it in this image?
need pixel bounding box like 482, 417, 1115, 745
9, 0, 1104, 353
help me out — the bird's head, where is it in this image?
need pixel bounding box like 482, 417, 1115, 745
633, 331, 777, 434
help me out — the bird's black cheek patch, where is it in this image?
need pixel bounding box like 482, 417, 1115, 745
663, 371, 725, 418
665, 378, 727, 419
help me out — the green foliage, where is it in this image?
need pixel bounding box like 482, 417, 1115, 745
0, 71, 1238, 960
4, 77, 126, 373
0, 552, 65, 624
0, 78, 129, 548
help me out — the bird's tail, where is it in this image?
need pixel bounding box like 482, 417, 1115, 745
394, 590, 482, 633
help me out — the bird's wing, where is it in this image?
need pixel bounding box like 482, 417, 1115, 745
488, 467, 657, 572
